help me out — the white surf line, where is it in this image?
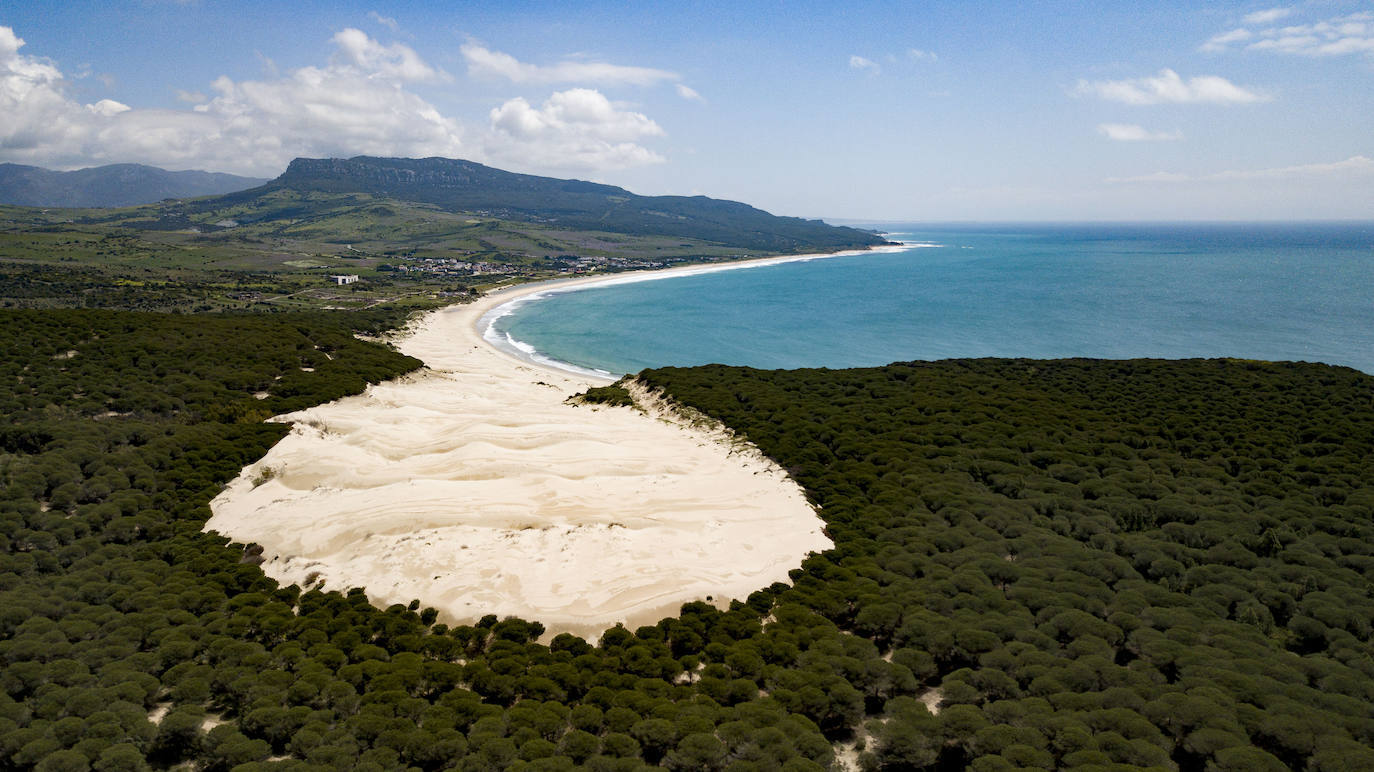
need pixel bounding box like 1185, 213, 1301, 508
477, 242, 930, 377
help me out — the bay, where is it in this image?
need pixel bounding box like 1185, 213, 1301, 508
490, 223, 1374, 376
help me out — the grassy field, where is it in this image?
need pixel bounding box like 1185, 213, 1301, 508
0, 191, 790, 315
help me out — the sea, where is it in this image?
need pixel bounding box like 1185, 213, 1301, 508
484, 223, 1374, 378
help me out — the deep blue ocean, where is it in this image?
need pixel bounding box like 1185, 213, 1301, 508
487, 223, 1374, 376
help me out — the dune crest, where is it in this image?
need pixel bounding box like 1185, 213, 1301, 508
207, 280, 831, 638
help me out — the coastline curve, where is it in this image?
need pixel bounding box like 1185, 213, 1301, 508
479, 243, 916, 378
204, 250, 912, 638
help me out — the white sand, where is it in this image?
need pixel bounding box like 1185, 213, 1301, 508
203, 256, 879, 638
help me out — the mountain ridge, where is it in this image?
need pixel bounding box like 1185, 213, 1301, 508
244, 155, 888, 253
0, 163, 268, 208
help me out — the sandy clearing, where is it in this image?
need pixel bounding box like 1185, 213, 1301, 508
203, 256, 876, 638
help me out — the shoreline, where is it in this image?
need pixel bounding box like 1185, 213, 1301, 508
474, 243, 916, 379
203, 247, 918, 639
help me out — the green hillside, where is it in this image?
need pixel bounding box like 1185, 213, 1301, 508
250, 156, 888, 254
0, 157, 887, 314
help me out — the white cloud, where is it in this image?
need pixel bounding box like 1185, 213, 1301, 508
1097, 123, 1182, 142
1106, 155, 1374, 183
675, 84, 704, 102
1075, 69, 1268, 105
1243, 7, 1294, 25
330, 28, 444, 82
86, 99, 130, 117
1, 25, 673, 176
191, 59, 465, 167
1, 26, 97, 159
461, 43, 677, 86
848, 55, 881, 74
1203, 11, 1374, 56
907, 48, 938, 61
175, 89, 207, 103
368, 11, 400, 32
1200, 28, 1252, 52
0, 25, 465, 175
1247, 13, 1374, 56
486, 88, 665, 171
846, 55, 879, 73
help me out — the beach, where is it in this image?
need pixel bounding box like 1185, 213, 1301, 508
204, 253, 869, 639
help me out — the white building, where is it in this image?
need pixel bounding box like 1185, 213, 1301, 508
330, 275, 360, 285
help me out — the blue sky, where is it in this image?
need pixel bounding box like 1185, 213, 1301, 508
2, 1, 1371, 219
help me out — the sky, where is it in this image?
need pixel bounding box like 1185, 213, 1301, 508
1, 1, 1372, 220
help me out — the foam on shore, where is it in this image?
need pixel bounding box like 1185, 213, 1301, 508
481, 243, 918, 376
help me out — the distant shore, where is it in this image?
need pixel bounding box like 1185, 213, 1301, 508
204, 248, 882, 638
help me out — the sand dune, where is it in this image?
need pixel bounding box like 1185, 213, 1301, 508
206, 272, 833, 638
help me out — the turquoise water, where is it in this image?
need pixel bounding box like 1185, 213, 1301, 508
489, 223, 1374, 376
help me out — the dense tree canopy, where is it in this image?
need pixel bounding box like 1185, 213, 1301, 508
3, 306, 1372, 770
0, 310, 850, 771
640, 359, 1374, 770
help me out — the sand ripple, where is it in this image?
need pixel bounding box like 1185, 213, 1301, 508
207, 285, 831, 638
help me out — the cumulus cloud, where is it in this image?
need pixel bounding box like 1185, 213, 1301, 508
848, 55, 881, 74
907, 48, 938, 61
1097, 123, 1182, 142
0, 25, 464, 174
1106, 155, 1374, 183
330, 28, 444, 82
1202, 11, 1374, 56
1, 26, 671, 176
86, 99, 131, 117
1243, 7, 1294, 25
1, 26, 98, 160
1075, 69, 1268, 105
461, 43, 677, 86
485, 88, 665, 170
675, 84, 704, 102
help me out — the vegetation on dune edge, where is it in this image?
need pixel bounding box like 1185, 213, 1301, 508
569, 383, 637, 409
640, 358, 1374, 770
2, 305, 1372, 770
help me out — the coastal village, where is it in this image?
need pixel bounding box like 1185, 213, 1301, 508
378, 252, 746, 279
